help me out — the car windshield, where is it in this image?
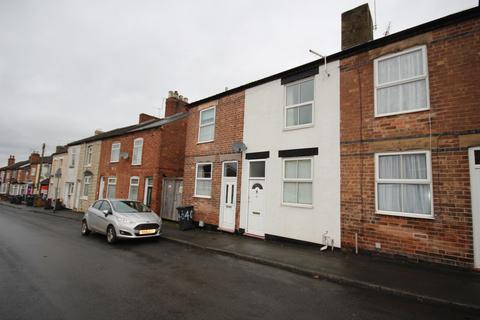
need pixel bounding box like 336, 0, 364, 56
111, 200, 151, 213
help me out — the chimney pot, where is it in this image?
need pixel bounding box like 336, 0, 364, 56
341, 3, 373, 50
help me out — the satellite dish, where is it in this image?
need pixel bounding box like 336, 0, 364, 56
232, 142, 247, 153
120, 152, 129, 160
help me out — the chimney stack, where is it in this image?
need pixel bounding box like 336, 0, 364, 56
7, 155, 15, 166
164, 90, 188, 118
55, 145, 67, 154
341, 3, 373, 50
29, 152, 40, 165
138, 113, 159, 124
94, 129, 104, 135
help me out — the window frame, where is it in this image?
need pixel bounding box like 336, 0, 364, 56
374, 45, 430, 118
281, 157, 314, 208
85, 145, 93, 166
375, 150, 434, 219
284, 77, 315, 130
83, 176, 91, 198
128, 176, 140, 200
194, 162, 213, 198
131, 138, 143, 166
110, 142, 121, 163
197, 106, 216, 144
106, 176, 117, 199
70, 148, 76, 168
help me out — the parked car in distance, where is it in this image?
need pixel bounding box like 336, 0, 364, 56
81, 199, 162, 244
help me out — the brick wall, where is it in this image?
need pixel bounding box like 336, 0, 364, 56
340, 17, 480, 267
183, 91, 245, 227
97, 116, 187, 214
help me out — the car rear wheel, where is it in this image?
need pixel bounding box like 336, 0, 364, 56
81, 220, 91, 236
106, 225, 117, 244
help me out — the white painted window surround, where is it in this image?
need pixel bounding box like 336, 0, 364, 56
285, 78, 314, 129
374, 45, 430, 117
282, 157, 313, 207
375, 151, 433, 219
194, 163, 212, 198
110, 143, 120, 163
128, 176, 139, 200
132, 138, 143, 165
198, 107, 216, 143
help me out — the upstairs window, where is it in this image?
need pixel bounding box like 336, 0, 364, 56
285, 78, 314, 129
198, 107, 215, 143
132, 138, 143, 165
85, 145, 93, 166
70, 148, 76, 167
110, 143, 120, 163
375, 46, 429, 117
375, 151, 432, 218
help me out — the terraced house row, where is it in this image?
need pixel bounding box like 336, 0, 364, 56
1, 4, 479, 269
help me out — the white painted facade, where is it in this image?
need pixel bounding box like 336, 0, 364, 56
240, 61, 341, 246
64, 145, 80, 210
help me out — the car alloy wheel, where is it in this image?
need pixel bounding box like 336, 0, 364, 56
81, 220, 90, 236
107, 225, 117, 244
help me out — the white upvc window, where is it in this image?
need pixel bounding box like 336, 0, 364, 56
85, 145, 93, 166
128, 176, 140, 200
194, 163, 212, 198
110, 143, 121, 163
107, 177, 116, 199
132, 138, 143, 165
31, 167, 36, 176
83, 176, 91, 197
374, 45, 430, 117
70, 148, 76, 167
198, 107, 215, 143
375, 151, 433, 219
282, 158, 313, 207
285, 78, 314, 129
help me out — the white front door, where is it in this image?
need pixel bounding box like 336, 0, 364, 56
469, 147, 480, 269
246, 160, 266, 237
219, 161, 237, 232
98, 176, 105, 199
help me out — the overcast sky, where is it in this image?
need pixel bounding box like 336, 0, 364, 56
0, 0, 477, 166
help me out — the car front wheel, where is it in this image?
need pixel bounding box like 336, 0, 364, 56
81, 220, 91, 236
106, 225, 117, 244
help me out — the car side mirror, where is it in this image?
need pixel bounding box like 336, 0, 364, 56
102, 209, 111, 216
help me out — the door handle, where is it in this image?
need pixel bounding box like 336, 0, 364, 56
252, 211, 261, 215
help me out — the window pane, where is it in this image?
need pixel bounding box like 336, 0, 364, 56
200, 108, 215, 125
377, 85, 400, 114
131, 178, 139, 185
378, 56, 400, 84
134, 139, 143, 147
379, 155, 401, 179
299, 80, 314, 103
286, 107, 298, 127
129, 186, 138, 200
402, 184, 431, 214
224, 162, 237, 177
298, 104, 312, 125
399, 49, 424, 79
378, 183, 402, 212
403, 154, 427, 179
107, 185, 116, 198
297, 160, 311, 179
298, 182, 312, 204
283, 182, 297, 203
400, 79, 427, 111
284, 161, 297, 179
197, 164, 212, 178
286, 85, 299, 105
199, 124, 214, 142
249, 161, 265, 178
196, 180, 211, 196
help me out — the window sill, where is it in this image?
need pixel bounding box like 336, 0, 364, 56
281, 202, 313, 209
110, 161, 119, 164
80, 196, 88, 200
131, 163, 142, 166
374, 107, 430, 118
194, 195, 212, 199
375, 210, 434, 220
283, 123, 314, 131
197, 139, 214, 145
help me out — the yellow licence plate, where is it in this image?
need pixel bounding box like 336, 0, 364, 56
139, 229, 156, 235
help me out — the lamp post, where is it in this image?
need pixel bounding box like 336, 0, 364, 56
53, 168, 61, 213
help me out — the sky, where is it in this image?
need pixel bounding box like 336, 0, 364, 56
0, 0, 477, 167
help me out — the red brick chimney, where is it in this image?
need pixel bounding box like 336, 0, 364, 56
165, 90, 188, 118
29, 152, 40, 165
341, 3, 373, 50
7, 155, 15, 166
139, 113, 159, 124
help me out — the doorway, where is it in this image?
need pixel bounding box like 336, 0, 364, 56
219, 161, 238, 232
246, 160, 266, 237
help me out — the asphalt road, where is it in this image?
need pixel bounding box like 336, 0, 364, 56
0, 205, 477, 320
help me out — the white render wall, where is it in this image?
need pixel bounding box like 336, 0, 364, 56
240, 61, 341, 246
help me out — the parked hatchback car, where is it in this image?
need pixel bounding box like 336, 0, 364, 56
81, 199, 162, 244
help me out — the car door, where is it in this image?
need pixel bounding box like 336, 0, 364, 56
97, 200, 113, 233
88, 200, 104, 232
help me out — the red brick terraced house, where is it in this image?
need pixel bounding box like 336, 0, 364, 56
96, 93, 188, 217
339, 5, 480, 268
183, 91, 245, 231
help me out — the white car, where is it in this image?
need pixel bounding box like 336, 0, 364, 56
81, 199, 162, 244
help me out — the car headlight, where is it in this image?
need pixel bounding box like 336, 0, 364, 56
116, 216, 134, 224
